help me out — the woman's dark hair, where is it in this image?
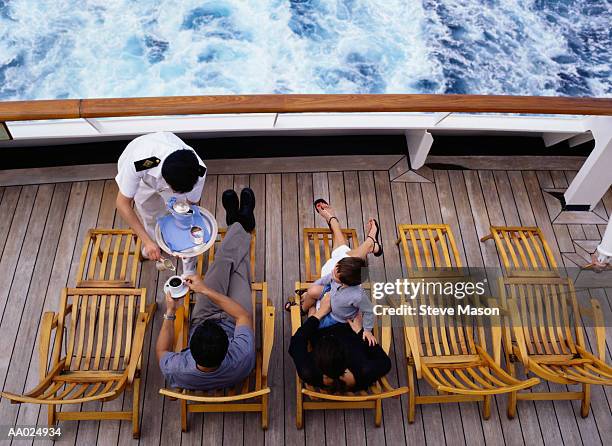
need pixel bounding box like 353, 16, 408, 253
189, 320, 229, 368
161, 150, 206, 193
335, 257, 366, 286
314, 335, 348, 380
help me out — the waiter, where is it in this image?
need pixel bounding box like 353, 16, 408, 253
115, 132, 206, 273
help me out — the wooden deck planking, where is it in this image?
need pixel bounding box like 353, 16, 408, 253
0, 160, 611, 446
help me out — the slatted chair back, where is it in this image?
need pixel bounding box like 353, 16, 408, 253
396, 224, 463, 278
303, 228, 358, 282
76, 229, 141, 288
403, 280, 487, 362
498, 277, 584, 357
484, 226, 558, 277
55, 288, 147, 373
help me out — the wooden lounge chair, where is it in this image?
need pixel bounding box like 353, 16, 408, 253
160, 282, 274, 430
396, 224, 464, 278
497, 276, 612, 418
291, 227, 408, 428
76, 229, 142, 288
1, 288, 156, 438
480, 226, 559, 278
396, 223, 538, 420
159, 229, 275, 430
402, 282, 540, 422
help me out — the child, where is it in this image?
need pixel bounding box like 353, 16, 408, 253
301, 256, 377, 346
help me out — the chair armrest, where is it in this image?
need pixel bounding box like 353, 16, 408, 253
402, 307, 422, 379
381, 313, 391, 355
507, 300, 529, 366
144, 303, 157, 323
127, 312, 149, 383
38, 312, 57, 380
290, 303, 302, 336
488, 298, 503, 366
590, 298, 607, 362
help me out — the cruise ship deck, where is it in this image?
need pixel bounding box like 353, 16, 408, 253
0, 153, 610, 446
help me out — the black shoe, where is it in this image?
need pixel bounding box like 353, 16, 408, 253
222, 189, 239, 226
238, 187, 256, 232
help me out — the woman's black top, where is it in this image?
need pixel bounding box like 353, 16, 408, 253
288, 316, 392, 391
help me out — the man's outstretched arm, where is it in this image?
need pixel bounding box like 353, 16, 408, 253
156, 292, 180, 363
116, 191, 161, 260
186, 275, 252, 328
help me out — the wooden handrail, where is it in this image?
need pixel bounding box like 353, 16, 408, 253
1, 94, 611, 122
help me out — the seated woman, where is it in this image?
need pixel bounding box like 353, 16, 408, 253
286, 199, 383, 346
289, 294, 391, 392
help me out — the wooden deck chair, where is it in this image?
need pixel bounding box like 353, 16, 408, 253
76, 229, 142, 288
1, 288, 156, 438
396, 224, 464, 278
402, 280, 540, 423
159, 282, 274, 430
497, 276, 611, 418
480, 226, 559, 278
292, 227, 408, 428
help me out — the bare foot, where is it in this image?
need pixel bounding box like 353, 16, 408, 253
317, 202, 337, 224
587, 253, 611, 273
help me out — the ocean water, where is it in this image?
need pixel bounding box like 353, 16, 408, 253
0, 0, 610, 100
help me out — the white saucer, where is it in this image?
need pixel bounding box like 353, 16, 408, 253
164, 280, 189, 299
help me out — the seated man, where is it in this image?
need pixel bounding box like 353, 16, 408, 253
156, 188, 256, 390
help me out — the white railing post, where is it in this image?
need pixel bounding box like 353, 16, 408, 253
564, 116, 612, 210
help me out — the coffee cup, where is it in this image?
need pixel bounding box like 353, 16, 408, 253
164, 275, 187, 299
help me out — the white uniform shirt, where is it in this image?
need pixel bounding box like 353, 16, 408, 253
115, 132, 206, 204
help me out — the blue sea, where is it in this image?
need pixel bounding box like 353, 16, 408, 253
0, 0, 610, 100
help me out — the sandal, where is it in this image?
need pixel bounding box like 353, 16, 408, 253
368, 219, 384, 257
284, 298, 307, 316
313, 198, 338, 227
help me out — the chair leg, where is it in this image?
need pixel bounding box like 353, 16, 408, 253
374, 399, 382, 427
181, 400, 188, 432
480, 233, 493, 242
483, 395, 491, 420
296, 379, 304, 429
132, 378, 141, 439
581, 384, 591, 418
261, 394, 269, 430
47, 404, 56, 427
506, 360, 517, 419
407, 365, 416, 424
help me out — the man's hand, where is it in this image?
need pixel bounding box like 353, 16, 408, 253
143, 240, 161, 261
363, 330, 377, 346
185, 274, 207, 294
314, 293, 332, 320
164, 291, 181, 315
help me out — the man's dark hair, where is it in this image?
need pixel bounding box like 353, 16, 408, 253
314, 335, 348, 380
335, 257, 366, 286
161, 150, 205, 193
189, 320, 229, 368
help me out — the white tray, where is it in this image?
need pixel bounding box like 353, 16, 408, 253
155, 206, 218, 258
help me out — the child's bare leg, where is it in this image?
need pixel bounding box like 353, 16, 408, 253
347, 218, 377, 259
301, 284, 324, 312
318, 203, 347, 248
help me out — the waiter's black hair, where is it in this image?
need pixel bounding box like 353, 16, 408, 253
162, 150, 206, 193
190, 320, 229, 369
